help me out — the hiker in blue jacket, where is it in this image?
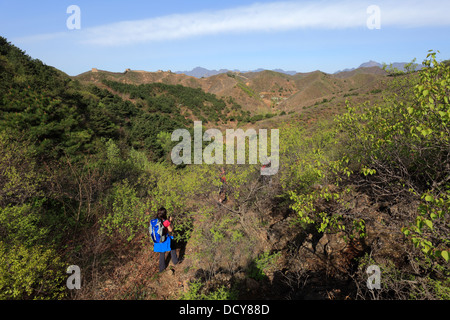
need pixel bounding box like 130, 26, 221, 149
152, 207, 179, 272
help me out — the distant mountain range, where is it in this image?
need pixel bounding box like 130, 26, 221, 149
334, 60, 423, 74
175, 67, 299, 78
176, 61, 422, 78
77, 61, 391, 118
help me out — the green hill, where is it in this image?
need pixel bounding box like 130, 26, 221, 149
73, 64, 388, 120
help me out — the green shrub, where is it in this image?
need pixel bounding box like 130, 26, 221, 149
99, 179, 148, 242
0, 242, 67, 300
0, 202, 48, 247
336, 51, 450, 279
247, 251, 281, 281
180, 279, 237, 300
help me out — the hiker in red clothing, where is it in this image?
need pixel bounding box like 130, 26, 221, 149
218, 167, 227, 204
260, 160, 272, 185
149, 207, 179, 273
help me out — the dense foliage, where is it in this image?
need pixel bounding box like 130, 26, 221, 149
102, 80, 248, 126
287, 51, 450, 298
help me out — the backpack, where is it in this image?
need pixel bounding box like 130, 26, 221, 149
149, 218, 167, 243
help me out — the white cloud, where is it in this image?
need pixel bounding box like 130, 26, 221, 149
82, 1, 368, 46
379, 0, 450, 28
15, 0, 450, 47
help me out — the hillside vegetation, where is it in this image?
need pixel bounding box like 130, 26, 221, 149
0, 37, 449, 300
75, 64, 388, 119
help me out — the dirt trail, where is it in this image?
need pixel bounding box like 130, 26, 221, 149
84, 242, 196, 300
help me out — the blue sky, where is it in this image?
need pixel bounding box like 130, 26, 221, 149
1, 0, 450, 76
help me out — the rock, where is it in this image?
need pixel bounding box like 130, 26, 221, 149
302, 234, 314, 252
327, 232, 347, 253
315, 232, 348, 262
316, 234, 330, 256
267, 217, 296, 250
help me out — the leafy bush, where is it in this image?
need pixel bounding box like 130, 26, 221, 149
0, 242, 67, 300
0, 131, 44, 207
336, 52, 449, 199
180, 279, 237, 300
354, 253, 450, 300
99, 179, 148, 242
247, 251, 281, 281
402, 192, 449, 264
335, 52, 450, 291
0, 202, 48, 247
279, 121, 365, 238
